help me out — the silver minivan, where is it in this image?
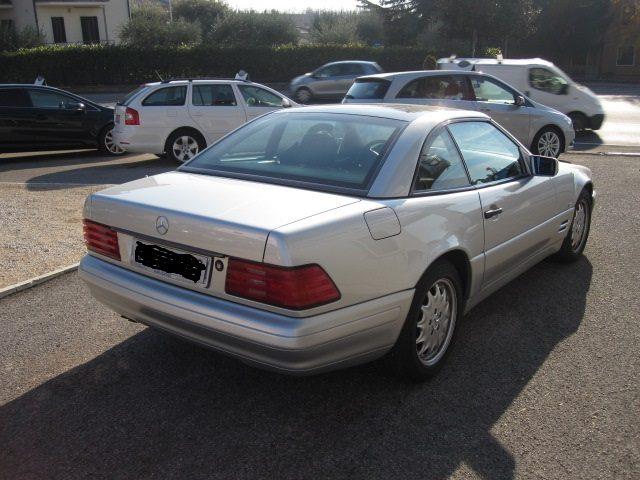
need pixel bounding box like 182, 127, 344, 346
343, 70, 575, 158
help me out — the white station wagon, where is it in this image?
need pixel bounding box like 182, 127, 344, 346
113, 78, 296, 162
80, 105, 594, 380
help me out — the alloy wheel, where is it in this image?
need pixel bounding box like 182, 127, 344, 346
295, 88, 312, 104
172, 135, 199, 162
570, 198, 589, 252
104, 128, 124, 155
537, 131, 561, 157
415, 278, 457, 366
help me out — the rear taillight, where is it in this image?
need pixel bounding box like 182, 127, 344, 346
83, 219, 120, 260
225, 259, 340, 310
124, 107, 139, 125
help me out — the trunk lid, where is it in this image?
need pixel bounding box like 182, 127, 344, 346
86, 171, 360, 262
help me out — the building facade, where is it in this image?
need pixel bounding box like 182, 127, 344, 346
0, 0, 130, 45
600, 0, 640, 80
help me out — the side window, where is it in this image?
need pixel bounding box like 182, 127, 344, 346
528, 68, 569, 95
315, 64, 339, 78
397, 76, 466, 100
142, 86, 187, 106
28, 90, 75, 109
238, 85, 282, 107
414, 129, 470, 192
342, 63, 365, 75
0, 89, 31, 107
470, 77, 516, 104
448, 122, 523, 185
192, 84, 237, 106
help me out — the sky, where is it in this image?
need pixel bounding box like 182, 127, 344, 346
225, 0, 361, 12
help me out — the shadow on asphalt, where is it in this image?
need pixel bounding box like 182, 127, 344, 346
0, 150, 176, 189
572, 131, 604, 151
0, 258, 592, 479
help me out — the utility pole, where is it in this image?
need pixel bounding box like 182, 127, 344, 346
168, 0, 173, 22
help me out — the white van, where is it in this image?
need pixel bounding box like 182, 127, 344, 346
437, 57, 604, 132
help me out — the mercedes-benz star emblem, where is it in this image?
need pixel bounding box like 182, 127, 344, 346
156, 216, 169, 235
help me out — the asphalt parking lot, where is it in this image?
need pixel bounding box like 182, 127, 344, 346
0, 152, 638, 479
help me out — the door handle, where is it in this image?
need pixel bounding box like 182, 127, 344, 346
484, 207, 503, 219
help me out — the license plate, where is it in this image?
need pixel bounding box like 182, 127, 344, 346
132, 240, 211, 285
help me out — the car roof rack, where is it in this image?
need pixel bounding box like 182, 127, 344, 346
160, 76, 252, 84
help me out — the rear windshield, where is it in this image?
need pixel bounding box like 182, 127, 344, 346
345, 79, 391, 100
182, 112, 405, 191
118, 86, 148, 106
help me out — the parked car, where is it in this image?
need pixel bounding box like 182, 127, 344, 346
80, 104, 594, 380
113, 78, 296, 163
0, 84, 123, 155
436, 57, 605, 132
343, 70, 575, 158
287, 61, 383, 104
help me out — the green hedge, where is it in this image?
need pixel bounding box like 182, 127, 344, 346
0, 44, 432, 86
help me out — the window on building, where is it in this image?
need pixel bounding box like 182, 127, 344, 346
80, 16, 100, 44
51, 17, 66, 44
617, 46, 635, 66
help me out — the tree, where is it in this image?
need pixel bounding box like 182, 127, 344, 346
310, 11, 361, 45
120, 1, 201, 47
173, 0, 228, 40
210, 10, 299, 47
0, 25, 45, 52
359, 0, 540, 54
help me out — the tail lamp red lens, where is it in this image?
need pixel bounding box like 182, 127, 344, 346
83, 219, 120, 260
225, 259, 340, 310
124, 107, 139, 125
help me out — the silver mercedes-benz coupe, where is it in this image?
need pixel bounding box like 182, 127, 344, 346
79, 104, 594, 381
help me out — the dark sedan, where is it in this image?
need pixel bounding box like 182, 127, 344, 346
0, 84, 123, 155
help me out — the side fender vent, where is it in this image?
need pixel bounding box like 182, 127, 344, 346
364, 207, 401, 240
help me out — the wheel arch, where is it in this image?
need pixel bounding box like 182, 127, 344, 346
532, 124, 566, 155
163, 126, 206, 153
418, 249, 472, 304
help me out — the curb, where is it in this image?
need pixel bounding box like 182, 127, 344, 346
0, 263, 80, 300
567, 151, 640, 157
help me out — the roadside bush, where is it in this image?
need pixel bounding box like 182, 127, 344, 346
120, 2, 201, 47
209, 10, 298, 47
0, 25, 45, 52
173, 0, 228, 39
0, 44, 432, 86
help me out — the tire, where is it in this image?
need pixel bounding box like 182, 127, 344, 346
98, 124, 125, 156
531, 127, 564, 158
294, 87, 313, 104
569, 112, 588, 133
390, 259, 464, 382
165, 129, 206, 163
552, 189, 592, 263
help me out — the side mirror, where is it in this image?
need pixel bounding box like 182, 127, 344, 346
66, 101, 86, 112
530, 155, 558, 176
559, 84, 569, 95
281, 98, 292, 108
515, 95, 526, 107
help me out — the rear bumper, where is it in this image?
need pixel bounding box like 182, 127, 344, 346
79, 255, 413, 375
113, 126, 165, 154
588, 114, 605, 130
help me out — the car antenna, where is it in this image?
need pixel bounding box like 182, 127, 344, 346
155, 70, 164, 82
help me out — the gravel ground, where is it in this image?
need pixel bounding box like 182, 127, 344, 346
0, 184, 102, 288
0, 153, 638, 479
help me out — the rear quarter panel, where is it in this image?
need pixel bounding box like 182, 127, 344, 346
264, 191, 485, 315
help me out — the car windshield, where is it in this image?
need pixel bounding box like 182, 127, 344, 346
182, 112, 405, 191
